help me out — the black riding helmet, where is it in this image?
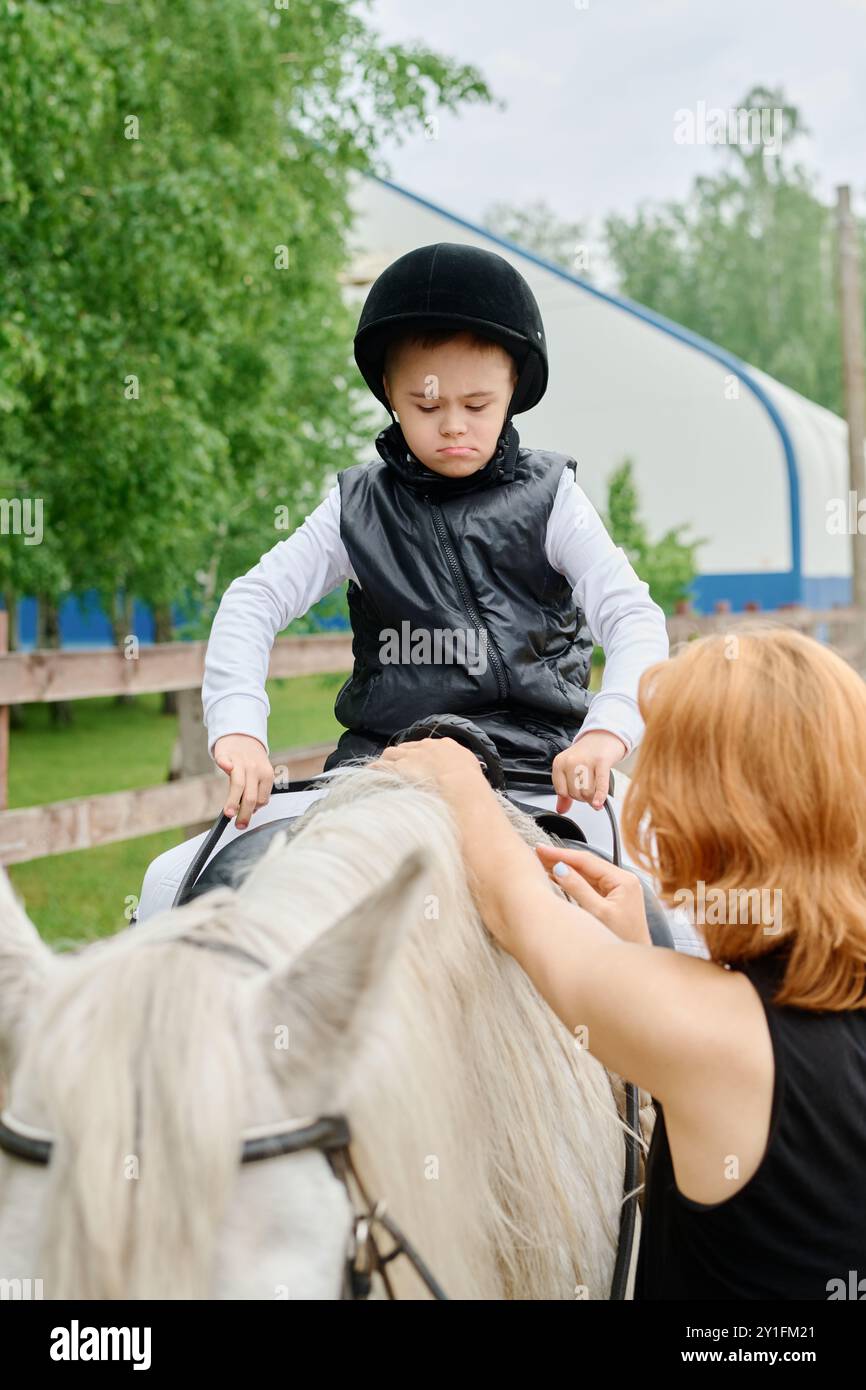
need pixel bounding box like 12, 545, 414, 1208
354, 242, 549, 423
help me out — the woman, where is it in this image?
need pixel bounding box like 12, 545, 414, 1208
374, 625, 866, 1300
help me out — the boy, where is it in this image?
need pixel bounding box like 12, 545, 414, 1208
202, 241, 669, 829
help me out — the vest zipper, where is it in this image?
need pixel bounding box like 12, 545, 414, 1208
424, 494, 509, 703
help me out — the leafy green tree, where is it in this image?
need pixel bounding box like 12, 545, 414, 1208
0, 0, 495, 676
483, 198, 592, 276
603, 459, 704, 615
605, 85, 865, 415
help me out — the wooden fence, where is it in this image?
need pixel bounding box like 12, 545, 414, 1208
666, 603, 866, 666
1, 605, 864, 866
0, 626, 352, 865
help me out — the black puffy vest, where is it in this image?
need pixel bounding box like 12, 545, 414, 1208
322, 419, 594, 776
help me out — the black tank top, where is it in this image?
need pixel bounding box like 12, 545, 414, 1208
634, 948, 866, 1300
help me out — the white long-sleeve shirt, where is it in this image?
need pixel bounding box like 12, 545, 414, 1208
202, 465, 670, 761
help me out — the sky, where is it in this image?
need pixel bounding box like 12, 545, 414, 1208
366, 0, 866, 245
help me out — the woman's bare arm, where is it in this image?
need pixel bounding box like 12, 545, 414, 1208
448, 774, 753, 1108
375, 742, 763, 1114
375, 738, 775, 1197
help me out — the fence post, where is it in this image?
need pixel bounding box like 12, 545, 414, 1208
170, 687, 216, 837
836, 185, 866, 678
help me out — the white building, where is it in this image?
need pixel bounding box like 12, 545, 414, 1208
343, 171, 858, 613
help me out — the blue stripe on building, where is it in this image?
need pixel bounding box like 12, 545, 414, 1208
8, 591, 350, 649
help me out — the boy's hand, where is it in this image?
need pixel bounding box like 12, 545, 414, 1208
552, 730, 628, 813
213, 733, 274, 829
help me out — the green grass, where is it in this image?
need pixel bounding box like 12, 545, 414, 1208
7, 672, 348, 946
7, 660, 603, 947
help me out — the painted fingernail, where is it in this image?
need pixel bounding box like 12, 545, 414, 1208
553, 863, 569, 878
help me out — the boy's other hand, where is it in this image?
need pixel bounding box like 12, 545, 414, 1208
552, 730, 628, 813
213, 733, 274, 829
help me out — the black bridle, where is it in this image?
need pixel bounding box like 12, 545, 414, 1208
0, 932, 449, 1301
0, 1103, 447, 1300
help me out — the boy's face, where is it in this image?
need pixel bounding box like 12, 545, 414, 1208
382, 334, 517, 478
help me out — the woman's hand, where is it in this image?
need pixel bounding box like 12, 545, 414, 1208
553, 729, 628, 812
535, 844, 652, 945
372, 736, 541, 954
372, 736, 489, 804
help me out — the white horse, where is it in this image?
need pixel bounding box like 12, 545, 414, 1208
0, 762, 648, 1299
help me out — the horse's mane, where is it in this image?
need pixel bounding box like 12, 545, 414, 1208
18, 763, 632, 1299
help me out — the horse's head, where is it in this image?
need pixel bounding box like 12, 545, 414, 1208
0, 834, 429, 1300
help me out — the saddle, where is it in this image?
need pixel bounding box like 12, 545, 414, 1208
188, 812, 674, 950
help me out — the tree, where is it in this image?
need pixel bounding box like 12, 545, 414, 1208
0, 0, 496, 680
603, 459, 704, 615
483, 198, 593, 277
604, 85, 865, 416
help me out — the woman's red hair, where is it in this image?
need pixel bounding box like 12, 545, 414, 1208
621, 621, 866, 1009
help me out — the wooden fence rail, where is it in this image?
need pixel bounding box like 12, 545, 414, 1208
0, 743, 336, 866
0, 632, 353, 704
667, 606, 866, 671
1, 608, 864, 866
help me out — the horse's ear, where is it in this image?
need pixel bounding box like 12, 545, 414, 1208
0, 867, 53, 1088
243, 846, 430, 1107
